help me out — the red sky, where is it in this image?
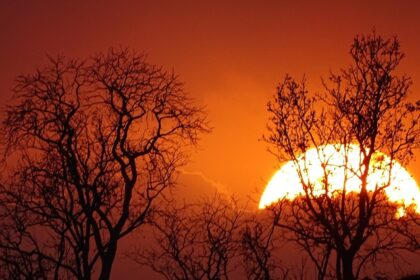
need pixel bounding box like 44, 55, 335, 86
1, 1, 420, 278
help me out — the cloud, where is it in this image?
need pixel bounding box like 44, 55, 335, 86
178, 169, 230, 196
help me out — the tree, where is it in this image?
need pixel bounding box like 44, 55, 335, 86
264, 32, 420, 280
133, 192, 298, 280
240, 202, 284, 280
0, 48, 208, 279
131, 194, 243, 280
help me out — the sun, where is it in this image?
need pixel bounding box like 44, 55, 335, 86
259, 144, 420, 215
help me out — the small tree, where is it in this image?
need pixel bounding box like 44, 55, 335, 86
134, 192, 295, 280
0, 49, 208, 279
132, 194, 243, 280
264, 32, 420, 280
241, 209, 282, 280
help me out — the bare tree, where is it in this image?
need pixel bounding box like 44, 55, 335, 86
0, 48, 208, 279
264, 32, 420, 280
131, 194, 243, 280
240, 205, 283, 280
134, 193, 298, 280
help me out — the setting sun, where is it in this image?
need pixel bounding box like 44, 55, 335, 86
259, 144, 420, 215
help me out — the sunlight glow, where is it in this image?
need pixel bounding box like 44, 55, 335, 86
259, 144, 420, 215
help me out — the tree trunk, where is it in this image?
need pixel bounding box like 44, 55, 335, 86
98, 242, 118, 280
342, 253, 355, 280
336, 250, 342, 280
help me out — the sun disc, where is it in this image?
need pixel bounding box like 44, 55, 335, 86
259, 144, 420, 215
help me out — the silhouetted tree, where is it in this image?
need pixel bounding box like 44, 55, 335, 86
241, 206, 282, 280
131, 194, 243, 280
0, 49, 208, 279
133, 193, 301, 280
264, 32, 420, 280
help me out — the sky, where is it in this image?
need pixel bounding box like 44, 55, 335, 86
1, 1, 420, 278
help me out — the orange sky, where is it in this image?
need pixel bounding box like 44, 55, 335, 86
1, 1, 420, 278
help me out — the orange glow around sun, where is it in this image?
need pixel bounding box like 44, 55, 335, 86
259, 144, 420, 215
